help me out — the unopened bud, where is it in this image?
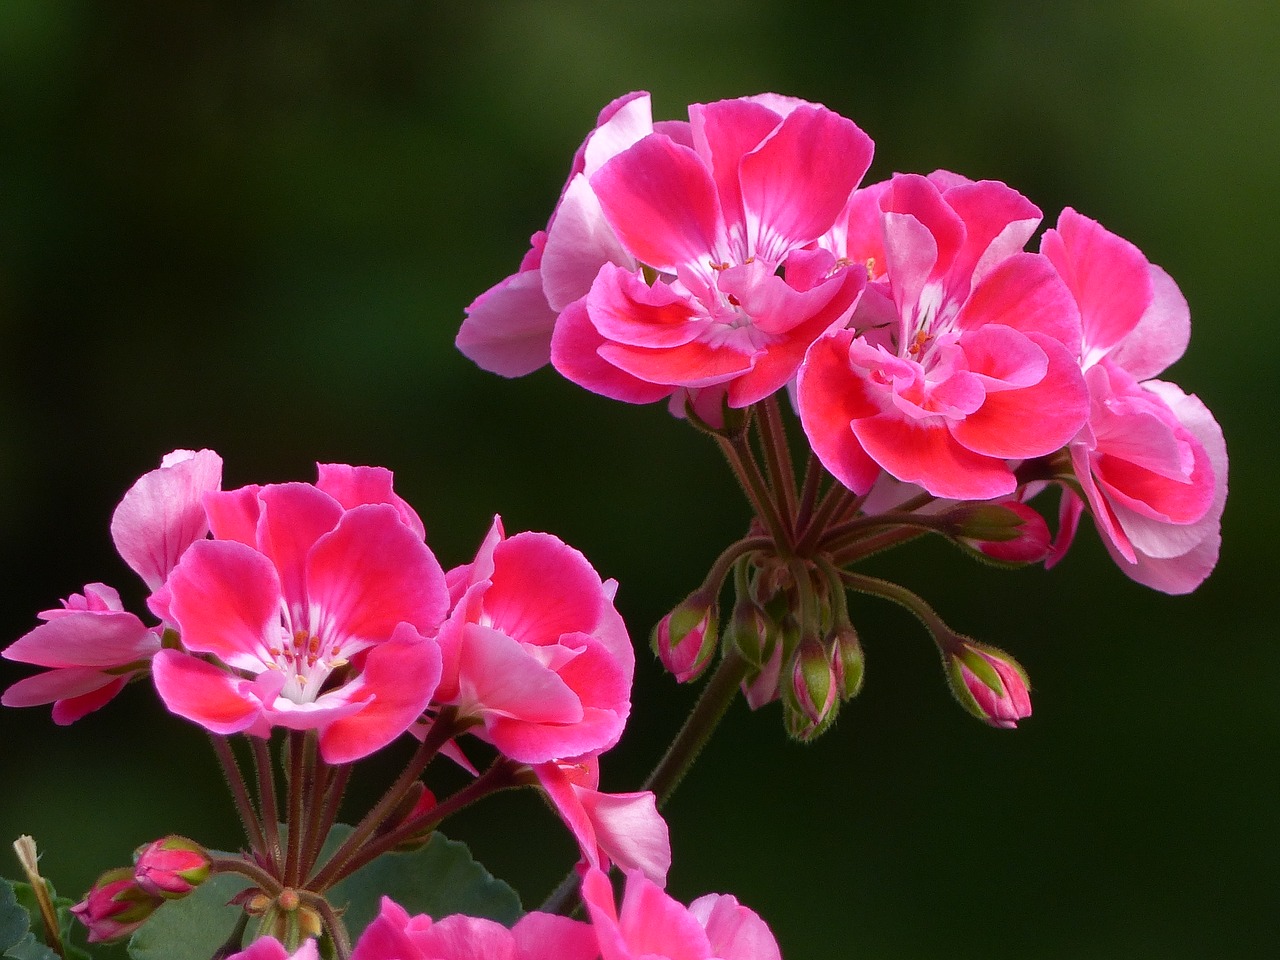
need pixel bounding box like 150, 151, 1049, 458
71, 867, 163, 943
782, 636, 839, 741
651, 593, 718, 683
723, 594, 772, 668
949, 502, 1051, 566
944, 639, 1032, 729
832, 625, 865, 701
133, 835, 210, 899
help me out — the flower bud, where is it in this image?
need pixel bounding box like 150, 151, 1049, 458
723, 593, 772, 668
133, 835, 210, 899
944, 639, 1032, 729
948, 502, 1052, 566
782, 636, 839, 741
651, 593, 718, 683
832, 625, 865, 701
71, 867, 163, 943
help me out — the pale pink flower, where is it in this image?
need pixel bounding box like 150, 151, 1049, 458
151, 466, 447, 764
798, 173, 1089, 500
3, 449, 222, 722
582, 867, 782, 960
225, 938, 321, 960
1041, 208, 1226, 593
458, 91, 657, 377
432, 516, 633, 764
550, 94, 872, 412
350, 897, 598, 960
534, 758, 670, 885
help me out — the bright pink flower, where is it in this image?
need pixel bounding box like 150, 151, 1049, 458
133, 835, 210, 898
550, 94, 872, 412
798, 173, 1089, 500
1041, 208, 1226, 593
71, 867, 163, 943
534, 758, 670, 885
151, 466, 447, 764
3, 449, 222, 722
582, 868, 782, 960
458, 92, 657, 377
350, 897, 598, 960
433, 517, 633, 764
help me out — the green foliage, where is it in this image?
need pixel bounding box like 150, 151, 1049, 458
0, 878, 60, 960
126, 873, 250, 960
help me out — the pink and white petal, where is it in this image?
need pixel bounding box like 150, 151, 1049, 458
582, 91, 654, 178
689, 97, 788, 240
739, 104, 874, 262
592, 134, 725, 274
484, 533, 610, 643
306, 505, 449, 641
1041, 207, 1152, 363
2, 667, 123, 709
167, 540, 280, 668
883, 174, 962, 304
459, 624, 584, 726
510, 912, 599, 960
457, 268, 559, 377
4, 612, 158, 668
318, 626, 442, 764
688, 894, 781, 960
315, 464, 426, 540
598, 337, 756, 390
110, 449, 223, 591
854, 415, 1016, 500
940, 178, 1041, 290
151, 649, 266, 735
255, 483, 345, 610
51, 675, 131, 725
1105, 522, 1221, 595
550, 297, 675, 405
578, 789, 670, 885
954, 252, 1082, 350
1107, 265, 1191, 380
951, 335, 1089, 458
542, 175, 635, 312
586, 268, 706, 349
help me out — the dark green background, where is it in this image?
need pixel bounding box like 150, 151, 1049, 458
2, 3, 1275, 957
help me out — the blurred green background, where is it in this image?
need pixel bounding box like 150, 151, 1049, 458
2, 2, 1276, 957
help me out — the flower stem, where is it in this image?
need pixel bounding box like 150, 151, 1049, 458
643, 647, 751, 808
716, 430, 789, 548
208, 735, 266, 856
301, 891, 351, 960
250, 736, 283, 873
207, 854, 282, 896
283, 730, 311, 887
757, 396, 798, 537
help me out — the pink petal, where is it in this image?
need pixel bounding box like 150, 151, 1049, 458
738, 103, 874, 263
510, 912, 599, 960
457, 267, 559, 377
940, 177, 1041, 289
2, 667, 122, 709
203, 485, 263, 546
853, 415, 1016, 500
688, 894, 782, 960
586, 268, 705, 348
591, 134, 725, 274
954, 252, 1081, 351
689, 97, 789, 245
1107, 264, 1191, 380
883, 174, 963, 308
256, 483, 344, 612
350, 898, 421, 960
616, 871, 712, 960
484, 532, 611, 644
542, 175, 635, 313
4, 611, 157, 668
598, 337, 756, 390
306, 504, 449, 642
578, 788, 671, 885
167, 539, 280, 669
315, 463, 426, 540
111, 449, 222, 591
550, 297, 675, 404
151, 649, 267, 735
51, 676, 131, 725
414, 916, 513, 960
460, 624, 584, 726
318, 625, 442, 764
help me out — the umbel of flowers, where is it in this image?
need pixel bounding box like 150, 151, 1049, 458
2, 91, 1224, 960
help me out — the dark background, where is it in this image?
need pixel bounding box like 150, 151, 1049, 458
2, 3, 1276, 957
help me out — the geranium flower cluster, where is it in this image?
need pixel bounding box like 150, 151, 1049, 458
460, 90, 1225, 597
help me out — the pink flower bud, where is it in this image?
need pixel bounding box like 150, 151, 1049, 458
782, 636, 839, 741
651, 594, 718, 683
950, 502, 1052, 565
133, 835, 210, 898
71, 867, 163, 943
945, 640, 1032, 729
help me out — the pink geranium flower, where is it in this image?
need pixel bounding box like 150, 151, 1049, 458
582, 868, 782, 960
3, 449, 222, 723
1041, 208, 1227, 593
151, 465, 447, 764
534, 758, 670, 885
433, 516, 633, 765
350, 897, 598, 960
551, 94, 872, 413
797, 173, 1090, 500
225, 939, 321, 960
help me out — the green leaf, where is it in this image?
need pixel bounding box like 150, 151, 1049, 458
126, 873, 250, 960
327, 829, 521, 939
0, 880, 57, 960
3, 933, 60, 960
